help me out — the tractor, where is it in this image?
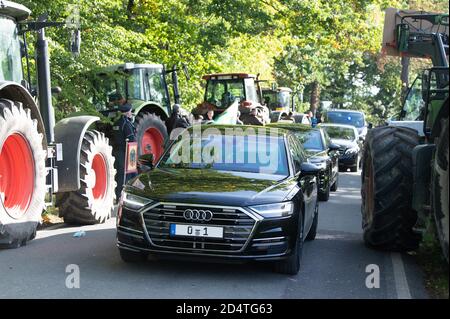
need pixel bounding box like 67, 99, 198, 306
192, 73, 270, 125
361, 8, 449, 262
261, 86, 307, 123
1, 1, 117, 245
88, 63, 191, 162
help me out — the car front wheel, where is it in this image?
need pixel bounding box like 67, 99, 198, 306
274, 212, 304, 275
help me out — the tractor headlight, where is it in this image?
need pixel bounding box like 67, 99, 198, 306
249, 202, 294, 219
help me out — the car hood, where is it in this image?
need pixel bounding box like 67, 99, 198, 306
305, 149, 328, 162
331, 139, 357, 149
126, 168, 297, 207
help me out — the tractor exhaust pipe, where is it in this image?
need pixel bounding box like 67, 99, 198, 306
172, 64, 181, 105
35, 25, 55, 143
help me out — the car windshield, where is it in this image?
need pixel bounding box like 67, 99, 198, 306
159, 132, 289, 176
326, 111, 365, 128
322, 126, 356, 141
296, 130, 324, 152
0, 16, 22, 82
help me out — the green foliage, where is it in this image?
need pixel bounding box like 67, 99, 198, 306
13, 0, 449, 124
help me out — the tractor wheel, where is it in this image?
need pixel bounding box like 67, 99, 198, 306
361, 126, 421, 251
135, 113, 168, 163
432, 115, 449, 263
57, 131, 116, 225
0, 99, 46, 248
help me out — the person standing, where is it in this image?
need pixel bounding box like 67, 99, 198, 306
112, 99, 137, 200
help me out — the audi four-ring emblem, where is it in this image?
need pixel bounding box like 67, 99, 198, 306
183, 209, 213, 221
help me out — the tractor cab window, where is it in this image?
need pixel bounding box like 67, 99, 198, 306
0, 16, 23, 83
402, 77, 424, 121
205, 79, 245, 109
128, 69, 146, 101
143, 68, 170, 110
263, 91, 278, 110
244, 78, 258, 103
278, 91, 291, 110
92, 74, 126, 111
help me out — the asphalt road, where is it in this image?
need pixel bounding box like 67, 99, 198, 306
0, 172, 429, 299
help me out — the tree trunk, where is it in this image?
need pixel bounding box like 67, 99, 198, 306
309, 81, 320, 116
127, 0, 135, 20
400, 56, 410, 101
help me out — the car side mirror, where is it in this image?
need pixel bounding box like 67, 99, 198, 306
138, 154, 154, 171
300, 162, 321, 177
328, 143, 340, 151
367, 122, 373, 129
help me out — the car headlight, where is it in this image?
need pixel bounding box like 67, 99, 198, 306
121, 191, 153, 211
345, 147, 359, 155
308, 160, 327, 170
249, 202, 294, 218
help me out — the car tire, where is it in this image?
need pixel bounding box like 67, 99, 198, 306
306, 202, 319, 241
432, 115, 449, 263
361, 126, 421, 251
318, 181, 330, 201
351, 156, 359, 172
119, 249, 149, 262
0, 99, 46, 248
274, 211, 304, 275
330, 173, 339, 192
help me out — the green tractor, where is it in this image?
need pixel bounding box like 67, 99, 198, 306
361, 8, 449, 262
89, 63, 191, 162
1, 1, 117, 242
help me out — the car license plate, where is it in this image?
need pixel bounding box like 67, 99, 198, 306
170, 224, 224, 239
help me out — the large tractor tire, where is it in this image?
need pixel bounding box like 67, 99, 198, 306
135, 112, 168, 163
0, 99, 46, 248
432, 116, 449, 262
57, 131, 116, 225
361, 126, 422, 251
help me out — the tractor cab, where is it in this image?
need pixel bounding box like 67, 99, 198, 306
193, 73, 268, 125
90, 63, 171, 120
262, 87, 293, 113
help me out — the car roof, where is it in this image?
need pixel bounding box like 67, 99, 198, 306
326, 108, 364, 114
185, 124, 292, 138
267, 122, 320, 132
319, 123, 358, 130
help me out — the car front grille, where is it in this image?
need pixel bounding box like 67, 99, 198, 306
338, 148, 346, 156
142, 203, 258, 253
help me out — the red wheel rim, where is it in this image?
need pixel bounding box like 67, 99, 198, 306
141, 128, 164, 163
92, 154, 107, 200
0, 133, 35, 219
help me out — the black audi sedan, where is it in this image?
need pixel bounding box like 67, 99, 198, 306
117, 125, 320, 274
268, 123, 340, 201
319, 123, 363, 172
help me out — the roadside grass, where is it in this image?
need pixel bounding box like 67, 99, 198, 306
414, 221, 449, 299
39, 195, 64, 228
